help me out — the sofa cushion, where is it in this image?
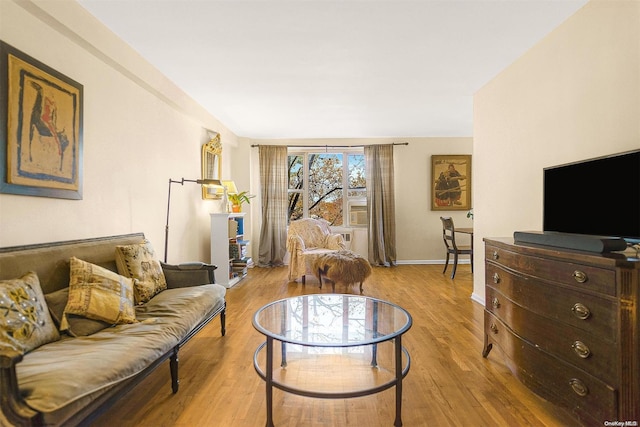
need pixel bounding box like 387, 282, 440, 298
115, 240, 167, 304
61, 257, 137, 331
0, 272, 60, 354
45, 288, 111, 337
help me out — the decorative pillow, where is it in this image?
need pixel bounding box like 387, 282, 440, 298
115, 240, 167, 304
0, 272, 60, 354
61, 257, 137, 331
45, 288, 111, 337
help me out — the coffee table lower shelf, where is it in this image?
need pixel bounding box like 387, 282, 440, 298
253, 339, 411, 426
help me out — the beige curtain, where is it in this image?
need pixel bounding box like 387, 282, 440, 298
258, 145, 288, 267
365, 144, 396, 266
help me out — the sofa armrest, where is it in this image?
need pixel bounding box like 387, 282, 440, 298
1, 349, 41, 426
160, 262, 218, 288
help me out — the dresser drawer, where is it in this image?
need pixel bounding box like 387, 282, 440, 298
486, 245, 616, 296
486, 263, 618, 339
486, 286, 618, 382
484, 311, 617, 424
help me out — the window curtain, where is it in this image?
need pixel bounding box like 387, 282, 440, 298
365, 144, 396, 266
258, 145, 288, 267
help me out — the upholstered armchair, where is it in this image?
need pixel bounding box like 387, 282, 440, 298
287, 218, 346, 282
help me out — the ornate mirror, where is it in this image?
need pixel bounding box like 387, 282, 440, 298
202, 131, 222, 199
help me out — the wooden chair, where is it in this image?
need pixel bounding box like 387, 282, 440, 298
440, 216, 473, 279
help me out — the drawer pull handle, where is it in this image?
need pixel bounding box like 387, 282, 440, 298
490, 323, 499, 334
493, 273, 500, 284
569, 378, 589, 397
571, 303, 591, 320
492, 251, 499, 260
492, 297, 500, 309
572, 270, 588, 283
571, 341, 591, 359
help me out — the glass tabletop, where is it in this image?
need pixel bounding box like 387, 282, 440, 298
253, 294, 412, 347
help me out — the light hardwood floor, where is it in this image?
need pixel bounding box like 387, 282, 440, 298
91, 264, 580, 427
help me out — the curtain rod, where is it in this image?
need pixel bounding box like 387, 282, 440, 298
250, 142, 409, 149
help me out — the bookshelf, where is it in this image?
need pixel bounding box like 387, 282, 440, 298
210, 212, 251, 288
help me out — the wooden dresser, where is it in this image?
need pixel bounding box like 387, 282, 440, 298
483, 238, 639, 426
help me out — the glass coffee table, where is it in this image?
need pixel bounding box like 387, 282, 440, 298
253, 294, 412, 426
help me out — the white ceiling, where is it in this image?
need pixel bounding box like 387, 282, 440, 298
77, 0, 588, 139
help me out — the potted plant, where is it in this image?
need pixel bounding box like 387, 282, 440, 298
228, 191, 255, 212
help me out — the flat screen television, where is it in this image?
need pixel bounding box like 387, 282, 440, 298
543, 149, 640, 244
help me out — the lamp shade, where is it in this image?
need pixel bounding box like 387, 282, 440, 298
217, 180, 238, 195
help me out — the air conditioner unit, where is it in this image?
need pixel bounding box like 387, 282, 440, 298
348, 201, 368, 227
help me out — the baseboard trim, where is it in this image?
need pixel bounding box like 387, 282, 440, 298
395, 259, 471, 265
470, 292, 485, 306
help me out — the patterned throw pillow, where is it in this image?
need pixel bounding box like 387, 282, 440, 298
115, 240, 167, 304
45, 288, 111, 337
0, 272, 60, 354
61, 257, 137, 331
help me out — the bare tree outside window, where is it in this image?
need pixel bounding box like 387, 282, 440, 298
348, 153, 366, 198
288, 151, 366, 225
288, 154, 304, 221
309, 154, 343, 225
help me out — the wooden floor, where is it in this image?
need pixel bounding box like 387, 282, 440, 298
91, 264, 580, 427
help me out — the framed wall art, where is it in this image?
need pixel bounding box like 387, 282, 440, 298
431, 154, 471, 211
0, 41, 83, 200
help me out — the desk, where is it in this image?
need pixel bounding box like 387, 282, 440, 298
253, 294, 413, 426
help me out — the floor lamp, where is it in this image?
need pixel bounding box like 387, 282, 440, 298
164, 178, 221, 263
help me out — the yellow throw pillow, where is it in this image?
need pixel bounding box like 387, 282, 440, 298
0, 272, 60, 354
62, 257, 137, 331
115, 240, 167, 304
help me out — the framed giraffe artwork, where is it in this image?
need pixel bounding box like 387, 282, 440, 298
0, 41, 83, 199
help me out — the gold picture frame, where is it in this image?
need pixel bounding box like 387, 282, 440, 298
431, 155, 471, 211
201, 131, 222, 199
0, 41, 83, 199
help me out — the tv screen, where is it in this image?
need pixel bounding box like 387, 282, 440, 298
544, 149, 640, 242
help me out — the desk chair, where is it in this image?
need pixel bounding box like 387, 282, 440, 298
440, 216, 473, 279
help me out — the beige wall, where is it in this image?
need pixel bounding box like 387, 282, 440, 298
473, 0, 640, 303
0, 0, 236, 263
246, 137, 473, 263
0, 1, 472, 268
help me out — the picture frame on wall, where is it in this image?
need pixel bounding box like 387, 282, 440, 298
431, 154, 471, 211
0, 41, 83, 200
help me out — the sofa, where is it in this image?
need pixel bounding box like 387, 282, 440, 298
286, 218, 346, 283
0, 233, 226, 427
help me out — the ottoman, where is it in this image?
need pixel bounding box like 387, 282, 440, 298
311, 250, 372, 293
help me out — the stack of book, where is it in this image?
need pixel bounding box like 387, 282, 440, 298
229, 239, 249, 259
229, 238, 252, 279
231, 257, 253, 278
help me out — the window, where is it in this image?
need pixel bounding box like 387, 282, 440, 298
288, 150, 366, 226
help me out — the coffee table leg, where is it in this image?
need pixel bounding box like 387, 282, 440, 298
266, 337, 274, 427
371, 301, 378, 367
394, 336, 403, 427
281, 341, 287, 367
280, 311, 287, 367
371, 344, 378, 367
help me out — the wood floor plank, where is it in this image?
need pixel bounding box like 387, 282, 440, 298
90, 264, 581, 426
